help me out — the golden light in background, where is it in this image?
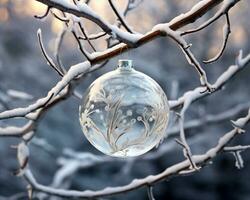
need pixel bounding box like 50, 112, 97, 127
51, 17, 64, 34
0, 7, 9, 22
231, 26, 247, 46
27, 0, 47, 15
91, 1, 112, 21
1, 0, 247, 52
0, 0, 8, 4
12, 0, 46, 16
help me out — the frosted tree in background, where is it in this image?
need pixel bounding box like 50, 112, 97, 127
0, 0, 250, 199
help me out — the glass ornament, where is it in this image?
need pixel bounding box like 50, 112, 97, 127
79, 60, 169, 157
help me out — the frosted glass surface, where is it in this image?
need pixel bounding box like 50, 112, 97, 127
79, 61, 169, 157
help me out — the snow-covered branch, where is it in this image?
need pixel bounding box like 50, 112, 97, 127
23, 109, 250, 198
0, 0, 249, 199
35, 0, 232, 64
1, 0, 239, 121
36, 0, 143, 45
169, 51, 250, 110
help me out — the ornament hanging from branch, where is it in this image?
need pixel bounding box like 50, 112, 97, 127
79, 60, 169, 157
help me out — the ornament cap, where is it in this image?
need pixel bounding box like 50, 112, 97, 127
118, 59, 133, 71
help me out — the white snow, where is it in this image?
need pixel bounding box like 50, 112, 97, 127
168, 0, 211, 27
17, 142, 29, 169
0, 123, 30, 136
7, 89, 33, 100
0, 61, 91, 120
50, 0, 142, 45
111, 25, 143, 43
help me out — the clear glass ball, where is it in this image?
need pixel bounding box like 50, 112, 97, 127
79, 60, 169, 157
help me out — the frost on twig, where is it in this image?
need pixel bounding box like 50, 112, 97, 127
147, 185, 155, 200
203, 13, 231, 63
37, 29, 64, 76
0, 0, 249, 199
16, 142, 30, 176
108, 0, 134, 33
21, 109, 250, 198
17, 54, 250, 198
224, 145, 250, 169
7, 89, 33, 100
34, 5, 51, 19
153, 23, 214, 92
181, 0, 239, 36
180, 0, 240, 63
0, 61, 90, 119
232, 151, 244, 169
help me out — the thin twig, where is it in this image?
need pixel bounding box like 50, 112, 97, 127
78, 31, 107, 40
108, 0, 133, 33
181, 0, 239, 36
37, 29, 64, 76
22, 109, 250, 198
203, 13, 231, 63
54, 26, 67, 74
147, 186, 155, 200
34, 6, 50, 19
78, 22, 97, 51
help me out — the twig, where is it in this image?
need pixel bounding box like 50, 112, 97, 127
181, 0, 239, 36
78, 22, 97, 51
108, 0, 133, 33
51, 10, 69, 22
37, 29, 64, 76
34, 6, 51, 19
224, 145, 250, 152
0, 1, 248, 198
22, 109, 250, 198
35, 0, 226, 51
147, 185, 155, 200
78, 31, 107, 40
54, 26, 67, 74
203, 13, 231, 63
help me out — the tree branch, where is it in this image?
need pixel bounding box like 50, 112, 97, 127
35, 0, 228, 62
23, 109, 250, 198
108, 0, 133, 33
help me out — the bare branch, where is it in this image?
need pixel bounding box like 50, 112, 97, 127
153, 24, 213, 91
32, 102, 248, 177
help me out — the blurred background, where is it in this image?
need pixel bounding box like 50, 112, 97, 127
0, 0, 250, 199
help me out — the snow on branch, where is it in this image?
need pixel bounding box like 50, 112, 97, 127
35, 0, 234, 64
22, 109, 250, 198
1, 0, 239, 121
7, 89, 33, 100
5, 52, 249, 198
0, 0, 248, 199
181, 0, 239, 36
0, 61, 90, 120
180, 0, 240, 63
36, 0, 143, 45
36, 102, 248, 179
